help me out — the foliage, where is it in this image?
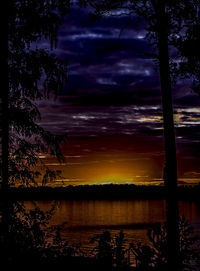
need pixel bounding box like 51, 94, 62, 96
90, 231, 113, 265
3, 203, 199, 270
78, 0, 200, 94
171, 5, 200, 95
4, 201, 79, 265
8, 0, 70, 186
129, 215, 199, 270
90, 231, 130, 270
5, 201, 54, 264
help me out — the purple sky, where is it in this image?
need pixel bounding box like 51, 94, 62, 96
37, 4, 200, 185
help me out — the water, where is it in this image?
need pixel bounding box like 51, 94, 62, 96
25, 199, 200, 253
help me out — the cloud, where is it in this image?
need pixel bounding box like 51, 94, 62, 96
35, 6, 200, 181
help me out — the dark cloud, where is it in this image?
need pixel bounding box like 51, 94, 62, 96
37, 5, 200, 181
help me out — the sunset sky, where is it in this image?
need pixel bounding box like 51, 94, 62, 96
37, 4, 200, 186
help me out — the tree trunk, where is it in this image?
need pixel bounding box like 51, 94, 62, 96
1, 2, 9, 262
1, 57, 9, 192
1, 84, 9, 264
153, 1, 180, 270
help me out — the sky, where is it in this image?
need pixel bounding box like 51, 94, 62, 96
37, 4, 200, 186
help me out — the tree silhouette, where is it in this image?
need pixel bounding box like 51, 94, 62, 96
130, 216, 199, 270
171, 1, 200, 96
78, 0, 199, 269
6, 0, 71, 188
3, 1, 199, 268
1, 0, 70, 264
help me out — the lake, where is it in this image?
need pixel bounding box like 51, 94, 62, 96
25, 199, 200, 254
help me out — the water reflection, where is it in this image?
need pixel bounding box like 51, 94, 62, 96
25, 200, 200, 249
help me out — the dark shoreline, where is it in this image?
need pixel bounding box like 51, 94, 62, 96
2, 184, 200, 200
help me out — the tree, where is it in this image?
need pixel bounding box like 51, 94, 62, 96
1, 0, 70, 264
130, 216, 199, 270
6, 0, 71, 187
78, 0, 199, 269
171, 0, 200, 96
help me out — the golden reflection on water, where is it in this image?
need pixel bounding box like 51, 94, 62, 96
25, 200, 166, 226
24, 200, 200, 249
